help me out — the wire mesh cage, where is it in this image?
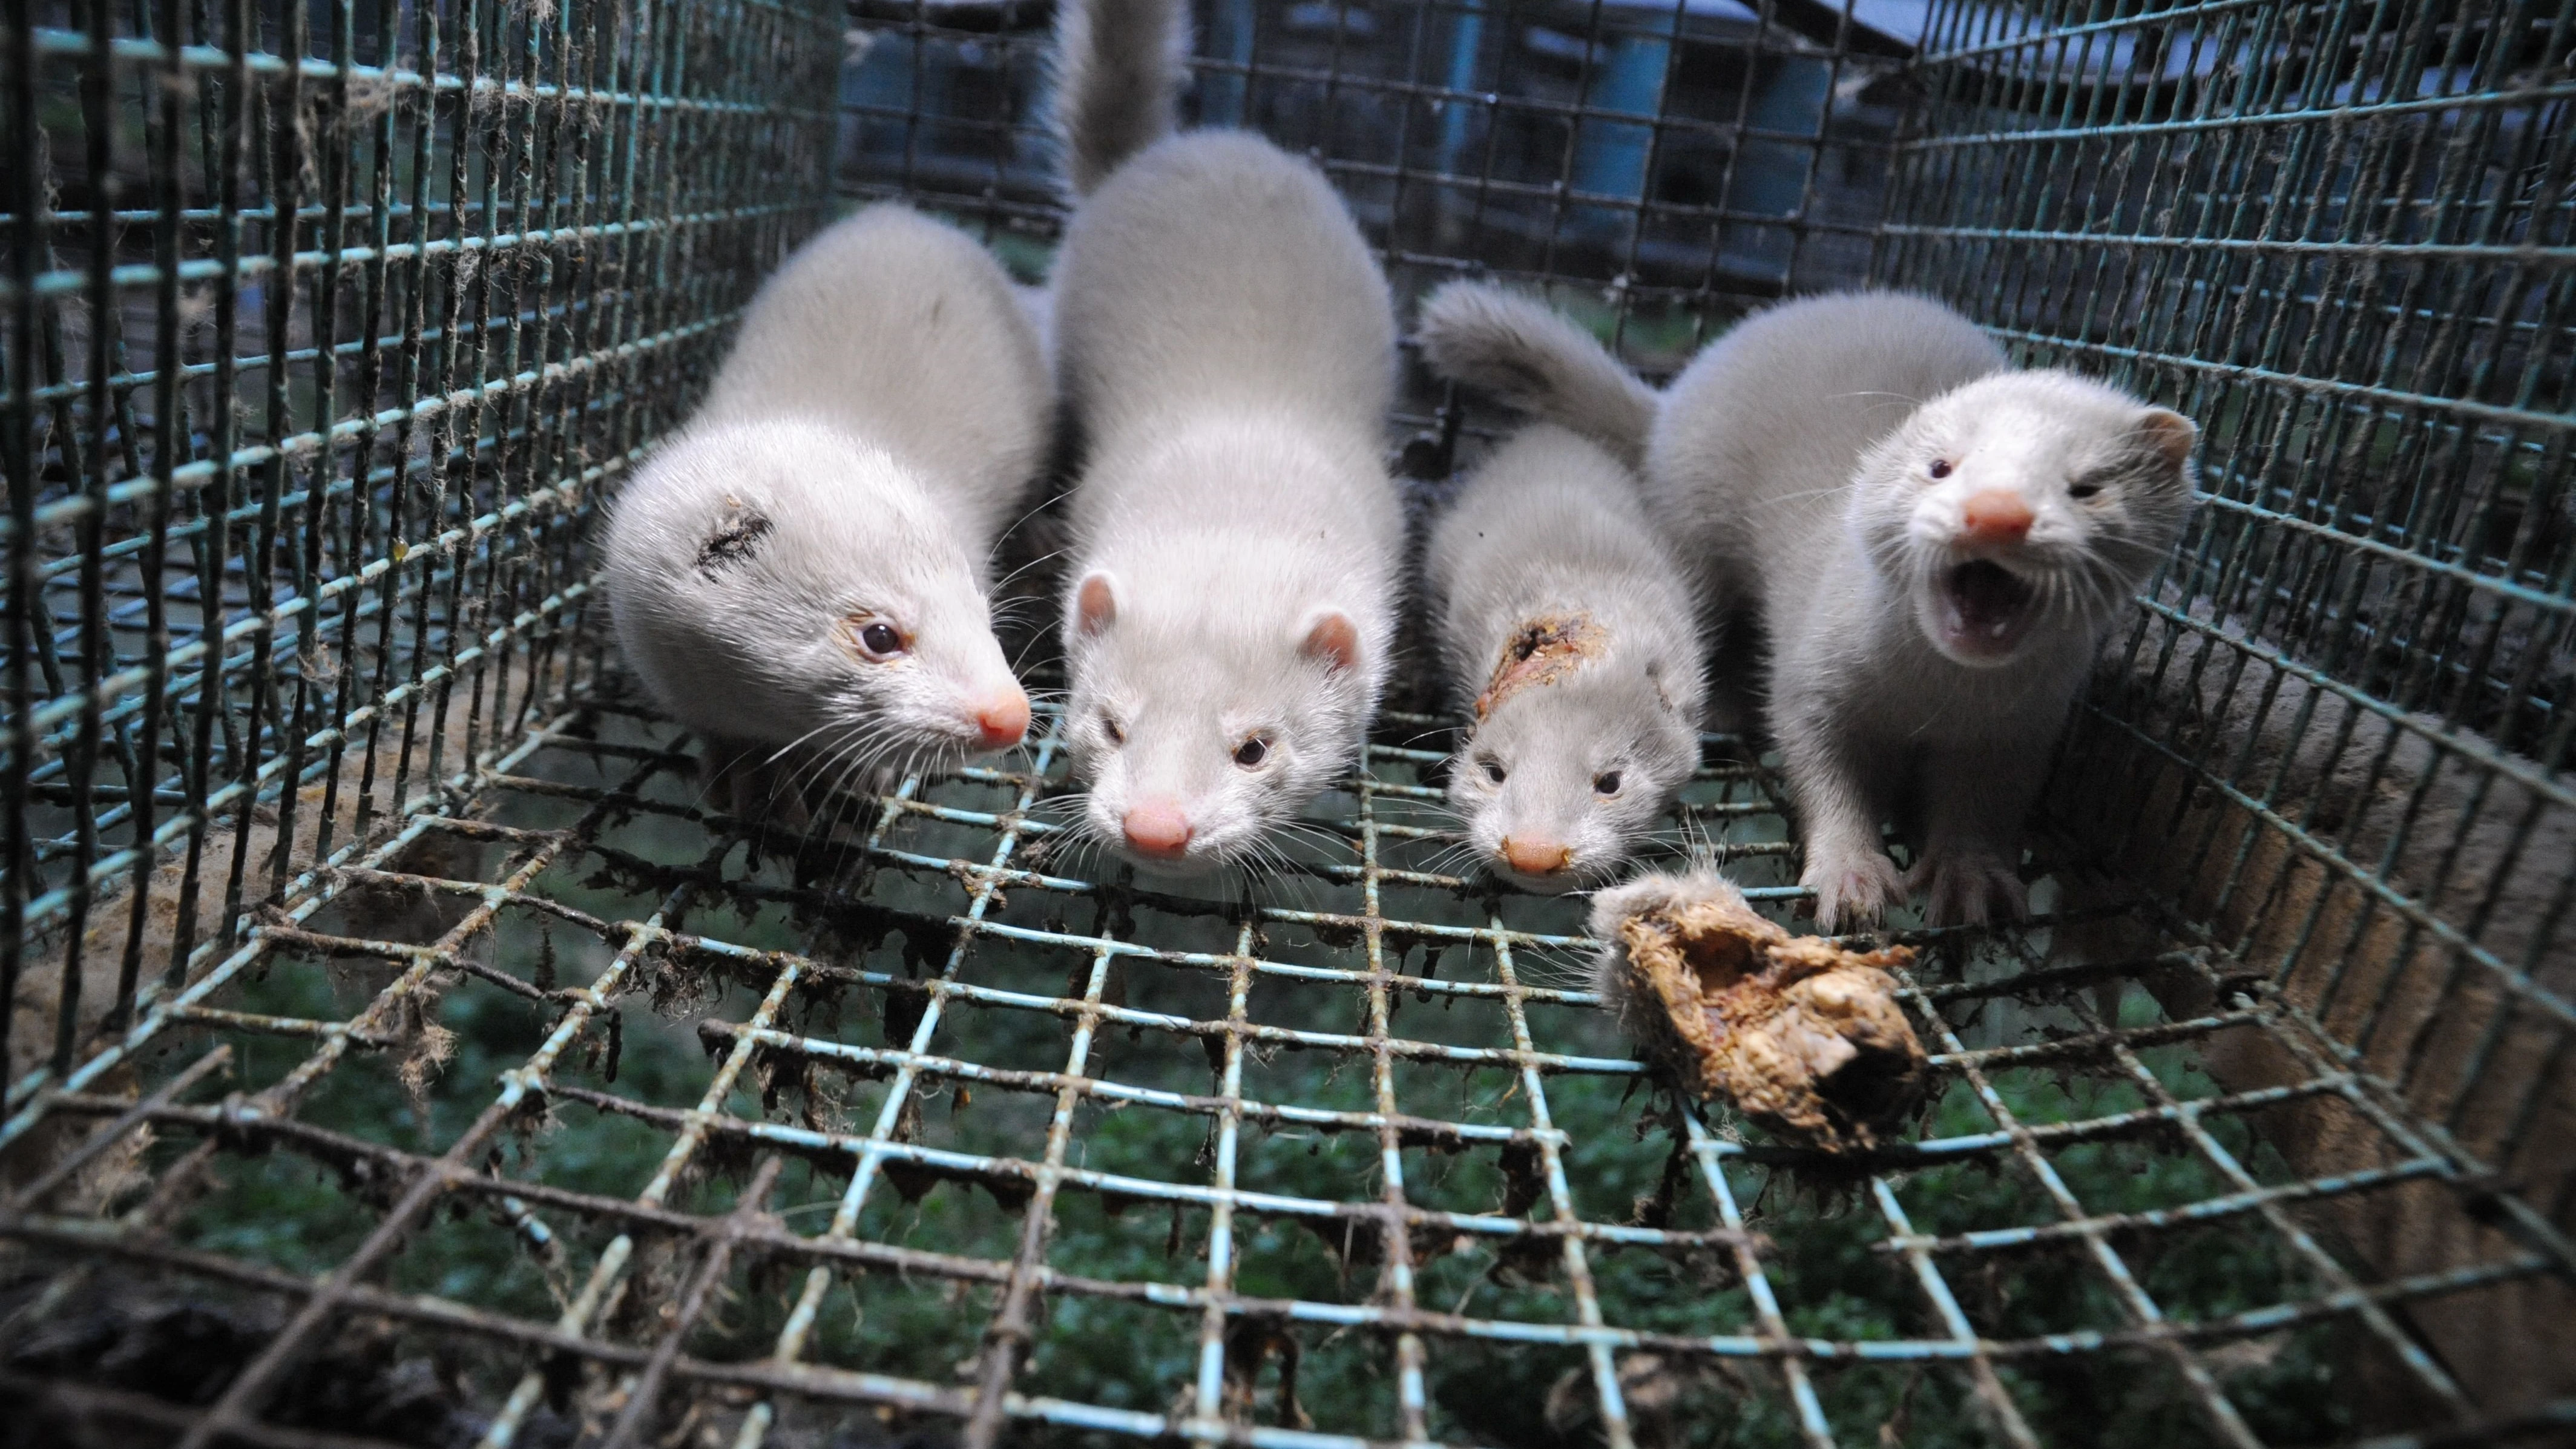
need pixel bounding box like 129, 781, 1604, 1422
4, 1, 2572, 1447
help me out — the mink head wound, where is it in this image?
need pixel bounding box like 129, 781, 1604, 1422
606, 418, 1027, 767
1849, 370, 2198, 668
1451, 623, 1699, 893
1424, 424, 1708, 895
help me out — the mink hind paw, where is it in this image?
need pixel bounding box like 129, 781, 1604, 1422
1906, 851, 2026, 927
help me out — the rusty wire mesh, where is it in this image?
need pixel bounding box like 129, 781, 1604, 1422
4, 1, 2574, 1447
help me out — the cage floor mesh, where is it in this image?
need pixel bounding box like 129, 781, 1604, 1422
9, 0, 2576, 1442
5, 679, 2563, 1449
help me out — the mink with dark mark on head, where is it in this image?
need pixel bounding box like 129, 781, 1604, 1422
605, 205, 1052, 829
1427, 424, 1705, 892
1419, 286, 2196, 928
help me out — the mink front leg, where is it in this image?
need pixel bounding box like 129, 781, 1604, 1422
700, 736, 813, 836
1780, 713, 1904, 933
1904, 729, 2048, 926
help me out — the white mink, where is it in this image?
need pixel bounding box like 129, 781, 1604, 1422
1426, 424, 1706, 892
1418, 284, 2198, 929
1047, 0, 1402, 876
605, 205, 1051, 824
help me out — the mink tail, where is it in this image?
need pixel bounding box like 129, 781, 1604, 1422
1414, 281, 1661, 470
1050, 0, 1191, 199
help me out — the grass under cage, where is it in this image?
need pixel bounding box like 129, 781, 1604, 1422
22, 697, 2365, 1449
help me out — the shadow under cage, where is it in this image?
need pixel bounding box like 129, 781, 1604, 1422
3, 1, 2572, 1446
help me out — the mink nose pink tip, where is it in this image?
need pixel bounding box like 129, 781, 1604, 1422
1960, 490, 2034, 544
971, 691, 1029, 750
1122, 800, 1193, 859
1500, 835, 1573, 876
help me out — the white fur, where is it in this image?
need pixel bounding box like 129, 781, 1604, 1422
1050, 29, 1402, 876
1415, 281, 1659, 471
605, 205, 1053, 810
1427, 424, 1705, 892
1048, 0, 1189, 199
1420, 287, 2198, 928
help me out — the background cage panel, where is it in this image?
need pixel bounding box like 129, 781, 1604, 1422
2, 2, 2572, 1449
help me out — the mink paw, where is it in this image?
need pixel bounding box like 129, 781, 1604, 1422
1907, 852, 2026, 927
1802, 846, 1905, 933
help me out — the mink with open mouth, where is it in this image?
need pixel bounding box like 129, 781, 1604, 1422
1936, 559, 2039, 657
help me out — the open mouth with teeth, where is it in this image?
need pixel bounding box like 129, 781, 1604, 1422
1934, 559, 2039, 659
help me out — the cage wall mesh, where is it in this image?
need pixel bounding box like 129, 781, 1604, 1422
2, 2, 2572, 1448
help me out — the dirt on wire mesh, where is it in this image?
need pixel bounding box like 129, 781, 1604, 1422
0, 1267, 547, 1449
1590, 869, 1927, 1153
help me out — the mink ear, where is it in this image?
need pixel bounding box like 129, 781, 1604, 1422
2135, 409, 2199, 472
1644, 658, 1681, 715
1074, 571, 1119, 638
1299, 610, 1362, 674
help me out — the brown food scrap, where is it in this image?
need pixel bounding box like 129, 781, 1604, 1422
1474, 610, 1609, 720
1592, 870, 1927, 1151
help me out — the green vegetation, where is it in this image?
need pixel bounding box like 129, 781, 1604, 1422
129, 721, 2351, 1447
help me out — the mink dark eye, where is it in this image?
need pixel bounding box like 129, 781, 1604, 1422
1593, 770, 1623, 795
1928, 459, 1953, 480
2069, 481, 2103, 500
1479, 758, 1506, 784
1101, 714, 1126, 746
843, 616, 908, 660
1233, 736, 1269, 767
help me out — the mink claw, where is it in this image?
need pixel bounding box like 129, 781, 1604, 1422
1799, 844, 1905, 933
1907, 851, 2026, 927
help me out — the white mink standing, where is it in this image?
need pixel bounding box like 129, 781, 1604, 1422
1046, 0, 1402, 875
605, 205, 1051, 824
1427, 424, 1706, 892
1419, 285, 2198, 928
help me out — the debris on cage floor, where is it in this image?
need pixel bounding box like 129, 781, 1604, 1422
8, 675, 2547, 1448
6, 0, 2574, 1442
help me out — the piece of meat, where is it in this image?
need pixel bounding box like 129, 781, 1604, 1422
1591, 868, 1927, 1151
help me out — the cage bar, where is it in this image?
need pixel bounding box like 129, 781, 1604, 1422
2, 1, 2571, 1446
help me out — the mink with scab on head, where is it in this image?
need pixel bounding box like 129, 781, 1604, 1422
1427, 424, 1707, 893
1418, 285, 2197, 928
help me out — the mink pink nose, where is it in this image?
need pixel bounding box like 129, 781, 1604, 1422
970, 690, 1029, 750
1960, 490, 2034, 545
1122, 799, 1194, 859
1500, 835, 1573, 876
